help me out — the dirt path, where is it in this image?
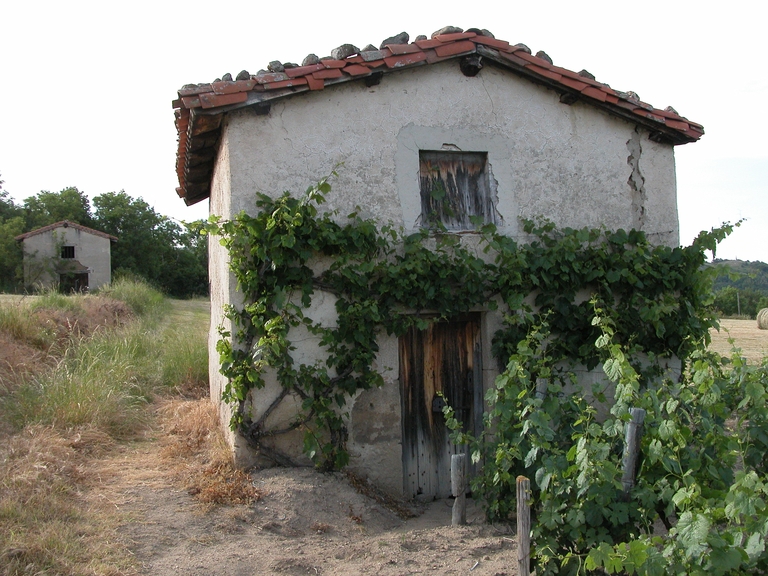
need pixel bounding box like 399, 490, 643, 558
91, 438, 517, 576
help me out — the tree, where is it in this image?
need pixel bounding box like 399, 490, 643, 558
0, 174, 24, 290
23, 187, 94, 229
92, 192, 207, 297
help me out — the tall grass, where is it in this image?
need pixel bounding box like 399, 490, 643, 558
96, 276, 164, 317
30, 286, 84, 313
4, 297, 208, 437
6, 322, 155, 436
0, 281, 209, 575
0, 303, 54, 349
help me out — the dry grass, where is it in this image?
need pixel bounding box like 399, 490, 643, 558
709, 318, 768, 364
157, 398, 262, 506
0, 425, 136, 576
0, 289, 229, 575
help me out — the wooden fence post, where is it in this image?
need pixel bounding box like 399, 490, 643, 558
451, 453, 467, 526
621, 407, 646, 497
517, 475, 531, 576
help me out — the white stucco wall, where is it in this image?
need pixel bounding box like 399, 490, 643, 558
207, 60, 682, 495
21, 226, 112, 290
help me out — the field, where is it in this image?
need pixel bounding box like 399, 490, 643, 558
708, 318, 768, 364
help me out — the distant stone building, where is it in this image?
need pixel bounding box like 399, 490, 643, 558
15, 221, 117, 291
172, 26, 703, 498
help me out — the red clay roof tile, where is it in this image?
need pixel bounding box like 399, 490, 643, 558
321, 59, 348, 69
581, 86, 608, 102
212, 80, 256, 95
557, 76, 590, 92
434, 40, 476, 58
497, 50, 530, 67
343, 64, 373, 76
385, 43, 423, 55
200, 91, 248, 108
254, 72, 289, 84
264, 78, 308, 90
312, 69, 344, 79
414, 38, 444, 49
525, 64, 562, 82
306, 76, 325, 91
285, 63, 325, 78
384, 52, 427, 68
471, 36, 512, 51
181, 96, 202, 109
434, 32, 477, 42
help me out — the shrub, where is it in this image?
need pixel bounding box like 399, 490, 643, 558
447, 304, 768, 575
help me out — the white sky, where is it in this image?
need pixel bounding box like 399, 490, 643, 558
2, 1, 766, 261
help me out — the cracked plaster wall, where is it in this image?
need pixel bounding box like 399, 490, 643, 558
209, 60, 681, 492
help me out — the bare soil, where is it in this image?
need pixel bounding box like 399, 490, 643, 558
100, 440, 517, 576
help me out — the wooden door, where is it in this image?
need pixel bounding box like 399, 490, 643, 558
399, 314, 482, 499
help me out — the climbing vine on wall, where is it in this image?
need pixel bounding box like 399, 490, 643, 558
205, 174, 735, 470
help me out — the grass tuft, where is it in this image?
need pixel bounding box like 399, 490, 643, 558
30, 286, 84, 313
97, 277, 164, 317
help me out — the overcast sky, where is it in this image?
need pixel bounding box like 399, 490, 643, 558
2, 1, 765, 261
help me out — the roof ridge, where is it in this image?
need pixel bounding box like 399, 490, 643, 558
15, 220, 118, 242
172, 26, 704, 206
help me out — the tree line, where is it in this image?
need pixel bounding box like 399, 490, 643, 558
711, 259, 768, 318
0, 175, 207, 298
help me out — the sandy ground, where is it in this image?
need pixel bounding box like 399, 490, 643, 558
92, 441, 518, 576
